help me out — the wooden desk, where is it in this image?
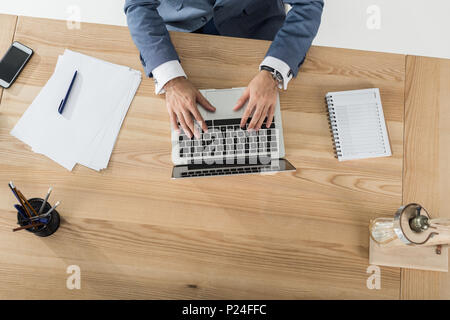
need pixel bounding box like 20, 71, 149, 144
0, 15, 444, 299
401, 56, 450, 299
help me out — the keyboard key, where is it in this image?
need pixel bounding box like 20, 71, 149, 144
213, 118, 241, 126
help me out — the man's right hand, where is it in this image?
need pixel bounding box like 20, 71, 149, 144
164, 77, 216, 138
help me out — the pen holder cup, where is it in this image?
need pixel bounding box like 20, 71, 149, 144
17, 198, 60, 237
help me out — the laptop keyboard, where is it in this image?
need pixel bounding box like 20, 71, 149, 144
180, 164, 279, 178
177, 117, 278, 160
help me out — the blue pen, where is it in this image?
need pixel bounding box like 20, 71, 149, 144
8, 182, 21, 203
15, 204, 48, 224
58, 70, 78, 114
14, 204, 27, 220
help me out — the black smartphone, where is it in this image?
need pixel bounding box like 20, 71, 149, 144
0, 41, 33, 89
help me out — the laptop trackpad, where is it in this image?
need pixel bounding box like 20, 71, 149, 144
198, 88, 247, 120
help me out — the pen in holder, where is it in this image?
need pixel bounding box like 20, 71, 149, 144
8, 182, 61, 237
16, 198, 60, 237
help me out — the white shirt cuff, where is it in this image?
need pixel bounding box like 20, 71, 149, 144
260, 56, 293, 90
152, 60, 187, 94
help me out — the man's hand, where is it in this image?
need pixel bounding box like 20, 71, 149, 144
233, 71, 278, 130
164, 77, 216, 138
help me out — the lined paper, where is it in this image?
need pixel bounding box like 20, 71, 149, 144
326, 88, 391, 161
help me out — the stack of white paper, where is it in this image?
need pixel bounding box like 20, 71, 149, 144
11, 50, 141, 171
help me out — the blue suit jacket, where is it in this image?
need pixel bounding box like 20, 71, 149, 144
124, 0, 323, 78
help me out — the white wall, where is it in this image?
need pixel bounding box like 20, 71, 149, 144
1, 0, 449, 59
315, 0, 450, 59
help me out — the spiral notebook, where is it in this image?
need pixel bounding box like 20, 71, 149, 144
325, 88, 391, 161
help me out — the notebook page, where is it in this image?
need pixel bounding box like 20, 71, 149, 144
326, 88, 391, 161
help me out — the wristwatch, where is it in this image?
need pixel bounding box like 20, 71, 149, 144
260, 65, 284, 89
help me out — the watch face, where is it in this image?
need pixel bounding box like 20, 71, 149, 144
275, 71, 283, 82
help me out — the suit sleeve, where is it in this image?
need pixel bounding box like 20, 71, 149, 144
124, 0, 181, 77
266, 0, 324, 78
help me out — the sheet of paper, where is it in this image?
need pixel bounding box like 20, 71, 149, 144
10, 50, 142, 171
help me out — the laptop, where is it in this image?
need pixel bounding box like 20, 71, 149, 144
171, 87, 296, 179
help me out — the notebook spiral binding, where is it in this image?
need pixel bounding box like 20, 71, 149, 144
374, 106, 387, 153
326, 95, 342, 158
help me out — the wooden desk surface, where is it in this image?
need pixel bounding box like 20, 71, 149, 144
0, 15, 444, 299
401, 56, 450, 299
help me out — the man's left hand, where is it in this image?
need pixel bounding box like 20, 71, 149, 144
233, 71, 279, 130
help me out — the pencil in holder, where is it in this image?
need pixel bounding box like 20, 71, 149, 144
17, 198, 60, 237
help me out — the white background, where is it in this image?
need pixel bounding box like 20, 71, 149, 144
0, 0, 449, 59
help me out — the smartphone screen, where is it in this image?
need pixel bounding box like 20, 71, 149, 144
0, 45, 31, 84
